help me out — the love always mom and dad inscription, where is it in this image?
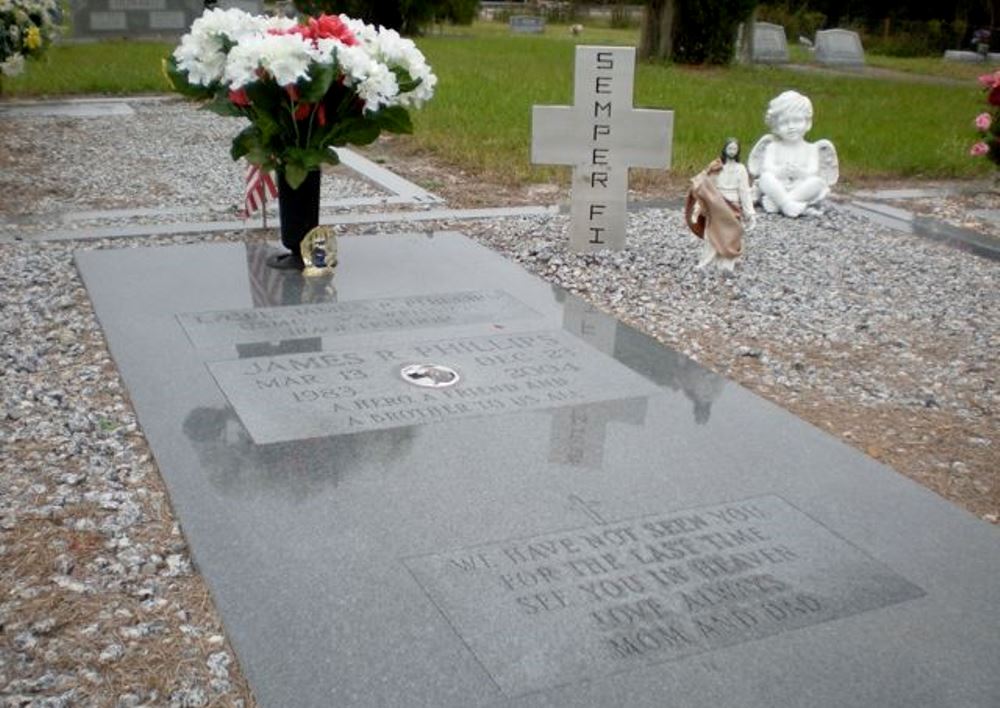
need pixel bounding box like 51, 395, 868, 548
76, 233, 999, 707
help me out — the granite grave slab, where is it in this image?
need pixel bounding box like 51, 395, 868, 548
76, 233, 1000, 707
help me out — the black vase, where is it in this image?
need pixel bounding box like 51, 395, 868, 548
274, 170, 321, 268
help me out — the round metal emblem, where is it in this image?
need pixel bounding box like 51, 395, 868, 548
400, 363, 460, 388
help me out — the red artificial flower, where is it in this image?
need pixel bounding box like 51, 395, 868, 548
293, 102, 312, 121
970, 141, 989, 156
979, 71, 1000, 89
229, 88, 250, 106
276, 13, 357, 46
306, 14, 357, 45
316, 103, 327, 126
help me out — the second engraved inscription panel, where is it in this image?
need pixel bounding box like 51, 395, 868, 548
405, 496, 925, 697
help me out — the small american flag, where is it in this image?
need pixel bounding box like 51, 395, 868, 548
243, 162, 278, 224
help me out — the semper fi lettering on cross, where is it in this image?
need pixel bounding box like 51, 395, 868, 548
531, 46, 673, 252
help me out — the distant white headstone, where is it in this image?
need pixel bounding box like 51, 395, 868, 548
814, 29, 865, 66
510, 15, 545, 34
743, 22, 789, 64
531, 46, 673, 252
943, 49, 1000, 63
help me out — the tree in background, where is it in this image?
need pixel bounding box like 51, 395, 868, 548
292, 0, 478, 34
639, 0, 758, 64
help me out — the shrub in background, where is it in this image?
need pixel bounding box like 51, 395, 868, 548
0, 0, 62, 82
672, 0, 757, 64
291, 0, 477, 34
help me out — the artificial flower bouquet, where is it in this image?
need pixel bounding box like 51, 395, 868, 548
166, 8, 436, 188
971, 69, 1000, 166
0, 0, 62, 79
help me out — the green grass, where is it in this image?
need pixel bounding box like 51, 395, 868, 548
1, 23, 991, 184
2, 40, 173, 95
412, 27, 988, 183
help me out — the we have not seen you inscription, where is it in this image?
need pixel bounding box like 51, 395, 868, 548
407, 496, 924, 697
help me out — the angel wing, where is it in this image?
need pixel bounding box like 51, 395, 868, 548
746, 134, 775, 178
815, 139, 839, 186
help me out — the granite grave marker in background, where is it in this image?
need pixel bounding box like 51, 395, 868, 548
744, 22, 790, 64
814, 28, 865, 66
70, 0, 260, 39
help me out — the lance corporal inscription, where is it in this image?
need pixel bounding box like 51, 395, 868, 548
178, 289, 539, 350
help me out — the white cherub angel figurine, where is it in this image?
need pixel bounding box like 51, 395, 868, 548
748, 90, 838, 217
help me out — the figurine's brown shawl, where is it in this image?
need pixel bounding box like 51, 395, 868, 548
684, 160, 744, 259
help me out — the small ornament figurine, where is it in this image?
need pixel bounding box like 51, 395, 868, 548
684, 137, 755, 271
747, 90, 839, 217
299, 225, 337, 277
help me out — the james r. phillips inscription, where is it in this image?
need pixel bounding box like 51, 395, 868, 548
207, 328, 658, 444
405, 495, 924, 697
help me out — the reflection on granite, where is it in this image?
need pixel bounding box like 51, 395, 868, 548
557, 287, 726, 425
246, 242, 336, 307
181, 404, 416, 502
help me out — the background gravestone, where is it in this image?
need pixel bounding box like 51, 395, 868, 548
739, 22, 789, 64
74, 233, 1000, 708
510, 15, 545, 33
69, 0, 260, 38
814, 29, 865, 66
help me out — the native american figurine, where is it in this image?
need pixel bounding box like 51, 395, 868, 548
684, 137, 756, 271
748, 90, 838, 217
299, 225, 337, 277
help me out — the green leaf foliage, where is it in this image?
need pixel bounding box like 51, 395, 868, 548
204, 93, 244, 117
283, 161, 309, 189
374, 104, 413, 134
300, 62, 336, 102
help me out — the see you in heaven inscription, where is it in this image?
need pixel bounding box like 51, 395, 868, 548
532, 46, 673, 252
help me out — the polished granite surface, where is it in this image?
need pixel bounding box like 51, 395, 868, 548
76, 232, 1000, 708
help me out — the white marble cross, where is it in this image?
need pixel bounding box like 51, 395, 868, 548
532, 46, 673, 252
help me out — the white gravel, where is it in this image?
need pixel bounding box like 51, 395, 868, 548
0, 98, 997, 706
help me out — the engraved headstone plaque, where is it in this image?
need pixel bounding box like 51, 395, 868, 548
75, 234, 1000, 708
406, 496, 924, 696
177, 290, 540, 350
206, 328, 659, 443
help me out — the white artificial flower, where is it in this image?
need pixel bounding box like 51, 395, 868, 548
173, 8, 264, 86
333, 43, 374, 86
262, 14, 298, 33
340, 14, 377, 48
224, 33, 321, 89
357, 62, 398, 109
0, 53, 25, 76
